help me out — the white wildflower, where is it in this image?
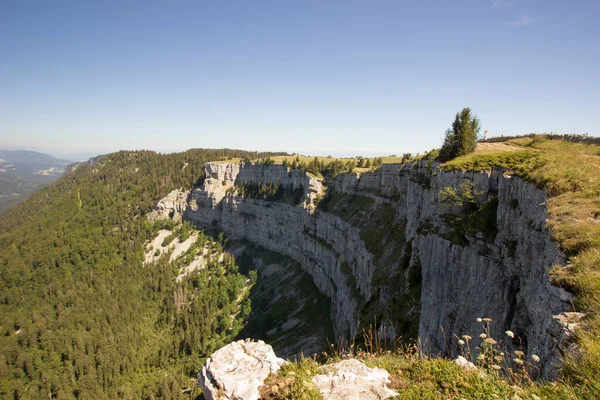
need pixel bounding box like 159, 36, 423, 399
531, 354, 540, 363
514, 350, 525, 358
476, 318, 483, 323
479, 333, 487, 339
505, 330, 515, 338
458, 339, 465, 346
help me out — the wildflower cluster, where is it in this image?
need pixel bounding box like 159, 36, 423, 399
455, 317, 541, 384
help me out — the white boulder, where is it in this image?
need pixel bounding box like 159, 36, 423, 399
198, 339, 285, 400
312, 358, 398, 400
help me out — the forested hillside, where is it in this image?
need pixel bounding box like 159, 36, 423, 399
0, 149, 286, 399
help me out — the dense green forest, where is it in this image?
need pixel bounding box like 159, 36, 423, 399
0, 149, 286, 399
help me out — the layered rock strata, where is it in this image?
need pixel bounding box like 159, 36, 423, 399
178, 160, 573, 378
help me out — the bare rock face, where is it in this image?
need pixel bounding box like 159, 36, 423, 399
198, 339, 285, 400
186, 160, 576, 379
312, 359, 398, 400
147, 189, 189, 221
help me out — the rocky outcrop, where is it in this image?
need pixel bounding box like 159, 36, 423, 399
312, 359, 398, 399
181, 160, 574, 378
189, 162, 323, 225
147, 189, 189, 221
198, 339, 285, 400
199, 341, 397, 400
64, 154, 105, 173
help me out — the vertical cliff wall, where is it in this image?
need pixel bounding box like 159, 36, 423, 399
176, 160, 574, 378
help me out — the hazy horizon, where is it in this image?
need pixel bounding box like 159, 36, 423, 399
1, 143, 425, 162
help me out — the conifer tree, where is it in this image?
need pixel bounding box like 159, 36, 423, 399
438, 107, 481, 162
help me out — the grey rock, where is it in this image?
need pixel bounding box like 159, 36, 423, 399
198, 339, 285, 400
312, 359, 398, 400
164, 160, 577, 379
147, 189, 189, 221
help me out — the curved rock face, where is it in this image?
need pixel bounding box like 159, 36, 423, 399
182, 161, 573, 378
187, 162, 362, 341
198, 339, 284, 400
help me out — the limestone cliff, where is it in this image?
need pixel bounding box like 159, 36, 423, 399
147, 188, 190, 221
174, 160, 574, 378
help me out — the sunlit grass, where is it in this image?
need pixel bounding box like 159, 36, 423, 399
268, 155, 406, 165
361, 352, 577, 400
259, 346, 579, 399
473, 141, 531, 154
211, 157, 243, 163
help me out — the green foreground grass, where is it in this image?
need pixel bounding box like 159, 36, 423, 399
260, 136, 600, 399
260, 348, 578, 400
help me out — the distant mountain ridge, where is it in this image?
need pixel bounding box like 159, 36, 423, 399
64, 153, 106, 173
0, 150, 72, 181
0, 149, 74, 213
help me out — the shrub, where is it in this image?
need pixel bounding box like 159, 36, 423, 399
161, 234, 176, 247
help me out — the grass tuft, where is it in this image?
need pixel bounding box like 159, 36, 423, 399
259, 356, 322, 400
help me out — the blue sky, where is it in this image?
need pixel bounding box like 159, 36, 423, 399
1, 0, 598, 159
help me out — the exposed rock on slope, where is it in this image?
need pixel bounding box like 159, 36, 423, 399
143, 207, 334, 359
147, 188, 189, 221
155, 160, 575, 378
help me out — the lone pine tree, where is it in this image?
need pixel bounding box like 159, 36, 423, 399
438, 107, 481, 162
